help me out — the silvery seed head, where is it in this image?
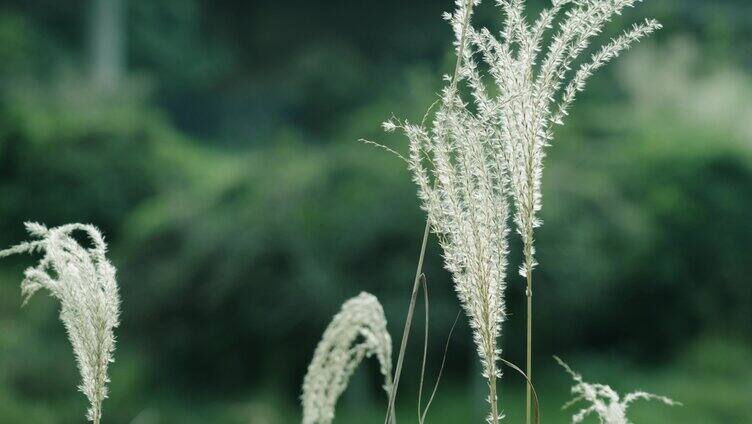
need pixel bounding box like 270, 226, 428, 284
556, 356, 679, 424
301, 292, 393, 424
0, 222, 120, 424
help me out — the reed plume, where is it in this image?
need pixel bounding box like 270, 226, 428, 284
387, 0, 512, 421
301, 292, 393, 424
555, 357, 679, 424
0, 222, 120, 424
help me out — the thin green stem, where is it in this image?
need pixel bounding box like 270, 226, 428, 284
490, 371, 499, 424
525, 268, 533, 424
420, 311, 461, 423
499, 356, 541, 424
386, 0, 474, 421
417, 275, 429, 423
384, 222, 431, 424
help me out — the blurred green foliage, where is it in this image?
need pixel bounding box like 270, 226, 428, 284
0, 0, 750, 423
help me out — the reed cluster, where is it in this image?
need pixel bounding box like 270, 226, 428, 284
388, 0, 659, 422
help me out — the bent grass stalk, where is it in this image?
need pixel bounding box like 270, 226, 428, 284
384, 222, 430, 424
420, 310, 461, 424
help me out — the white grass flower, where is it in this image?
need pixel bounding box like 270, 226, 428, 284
301, 292, 393, 424
555, 356, 680, 424
465, 1, 661, 279
395, 1, 510, 422
0, 222, 120, 424
382, 120, 398, 132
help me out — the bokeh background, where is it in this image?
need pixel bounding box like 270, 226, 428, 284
0, 0, 750, 423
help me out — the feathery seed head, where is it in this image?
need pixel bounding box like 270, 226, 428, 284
301, 292, 393, 424
0, 222, 120, 424
555, 356, 679, 424
395, 3, 511, 411
409, 0, 659, 280
382, 120, 398, 132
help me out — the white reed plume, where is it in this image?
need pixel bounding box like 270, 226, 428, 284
301, 292, 393, 424
555, 357, 679, 424
477, 3, 662, 280
0, 222, 121, 424
387, 1, 511, 422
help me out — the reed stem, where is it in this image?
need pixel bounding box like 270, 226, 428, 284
490, 370, 499, 424
384, 221, 431, 424
525, 269, 533, 424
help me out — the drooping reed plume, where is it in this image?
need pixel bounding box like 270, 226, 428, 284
389, 0, 659, 421
301, 292, 393, 424
555, 357, 679, 424
0, 222, 121, 424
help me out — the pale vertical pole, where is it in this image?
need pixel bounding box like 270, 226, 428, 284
89, 0, 125, 90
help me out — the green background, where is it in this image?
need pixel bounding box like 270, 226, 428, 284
0, 0, 749, 422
